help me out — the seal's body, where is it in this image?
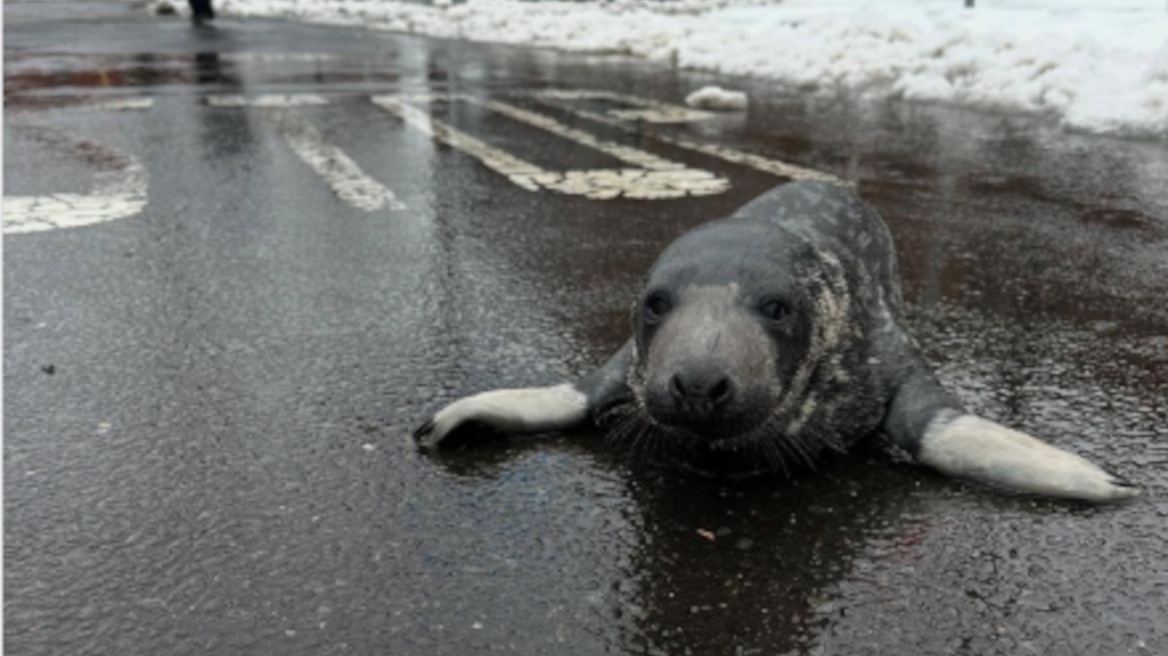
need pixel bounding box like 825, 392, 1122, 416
416, 182, 1136, 502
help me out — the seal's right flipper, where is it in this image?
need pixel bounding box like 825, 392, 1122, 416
414, 341, 633, 450
883, 365, 1138, 503
413, 383, 590, 449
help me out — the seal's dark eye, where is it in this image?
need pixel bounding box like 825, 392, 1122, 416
644, 293, 673, 321
758, 298, 791, 322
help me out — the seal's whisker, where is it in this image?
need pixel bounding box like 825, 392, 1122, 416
761, 440, 791, 478
747, 441, 763, 472
783, 430, 818, 470
631, 425, 654, 461
604, 414, 638, 446
775, 427, 812, 466
775, 436, 806, 476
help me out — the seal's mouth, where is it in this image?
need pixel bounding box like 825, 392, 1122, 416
597, 390, 820, 476
705, 434, 763, 452
639, 374, 777, 443
651, 414, 764, 443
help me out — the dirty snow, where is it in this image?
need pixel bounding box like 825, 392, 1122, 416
685, 86, 748, 111
192, 0, 1167, 137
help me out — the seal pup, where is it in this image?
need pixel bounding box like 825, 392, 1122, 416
414, 181, 1137, 502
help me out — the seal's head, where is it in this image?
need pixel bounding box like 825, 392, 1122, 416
607, 218, 852, 471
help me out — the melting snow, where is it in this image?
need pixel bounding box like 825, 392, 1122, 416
190, 0, 1166, 137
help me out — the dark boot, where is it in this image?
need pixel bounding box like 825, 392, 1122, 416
188, 0, 215, 24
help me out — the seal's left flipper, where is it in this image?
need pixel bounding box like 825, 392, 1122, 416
883, 365, 1139, 503
916, 412, 1138, 502
414, 342, 633, 450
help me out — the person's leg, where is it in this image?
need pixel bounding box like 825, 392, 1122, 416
188, 0, 215, 23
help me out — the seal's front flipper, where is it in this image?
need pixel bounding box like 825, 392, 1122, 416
413, 384, 590, 449
414, 341, 633, 450
916, 412, 1138, 502
883, 367, 1138, 503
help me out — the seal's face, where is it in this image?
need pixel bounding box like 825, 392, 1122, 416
624, 221, 820, 453
635, 282, 808, 441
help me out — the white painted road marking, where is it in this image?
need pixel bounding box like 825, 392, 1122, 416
2, 131, 148, 235
218, 53, 339, 63
372, 94, 730, 200
4, 96, 155, 112
530, 89, 714, 124
269, 108, 406, 212
90, 97, 154, 111
3, 88, 839, 233
206, 94, 329, 108
524, 89, 845, 186
372, 96, 545, 185
206, 94, 405, 212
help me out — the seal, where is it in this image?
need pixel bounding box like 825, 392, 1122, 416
414, 181, 1137, 502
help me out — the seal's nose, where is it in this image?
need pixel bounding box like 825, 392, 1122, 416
669, 367, 734, 418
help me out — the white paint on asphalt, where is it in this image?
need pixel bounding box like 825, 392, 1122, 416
3, 87, 835, 234
372, 95, 545, 185
206, 94, 329, 108
648, 133, 845, 186
91, 97, 155, 111
2, 136, 148, 235
371, 94, 729, 200
525, 89, 845, 186
531, 89, 714, 124
4, 96, 155, 112
270, 108, 406, 212
219, 52, 340, 63
206, 94, 405, 211
477, 96, 687, 172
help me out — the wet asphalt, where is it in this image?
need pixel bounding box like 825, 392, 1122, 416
4, 2, 1168, 655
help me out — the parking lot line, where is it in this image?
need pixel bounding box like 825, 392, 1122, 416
372, 94, 730, 200
268, 107, 407, 212
523, 89, 845, 186
2, 130, 147, 235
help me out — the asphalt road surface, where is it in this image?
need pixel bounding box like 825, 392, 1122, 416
5, 3, 1168, 655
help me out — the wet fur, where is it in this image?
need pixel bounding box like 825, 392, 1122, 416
415, 182, 1138, 502
610, 220, 887, 475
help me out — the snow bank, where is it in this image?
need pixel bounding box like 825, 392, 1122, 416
203, 0, 1168, 138
685, 86, 748, 111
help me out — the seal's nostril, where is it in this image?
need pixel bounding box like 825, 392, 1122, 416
669, 370, 731, 413
709, 378, 732, 406
670, 374, 687, 401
